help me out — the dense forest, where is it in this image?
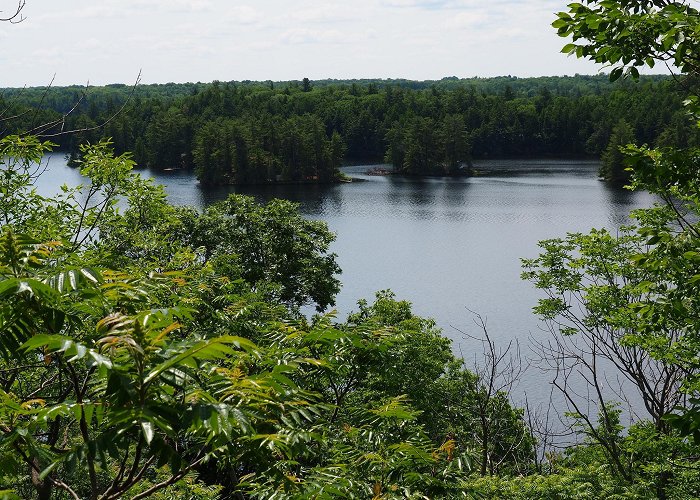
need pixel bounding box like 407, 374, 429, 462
2, 74, 698, 184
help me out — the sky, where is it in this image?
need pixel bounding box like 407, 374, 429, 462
0, 0, 606, 87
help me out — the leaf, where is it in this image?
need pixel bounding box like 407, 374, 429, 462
38, 461, 61, 481
153, 321, 182, 344
80, 268, 101, 283
141, 420, 155, 444
83, 403, 95, 424
95, 403, 105, 423
144, 336, 255, 385
22, 334, 67, 352
609, 67, 624, 82
71, 404, 82, 422
0, 279, 19, 298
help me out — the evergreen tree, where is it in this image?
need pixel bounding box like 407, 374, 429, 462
599, 118, 634, 182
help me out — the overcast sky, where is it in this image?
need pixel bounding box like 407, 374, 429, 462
1, 0, 605, 87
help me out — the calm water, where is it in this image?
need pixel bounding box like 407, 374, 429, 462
34, 154, 657, 406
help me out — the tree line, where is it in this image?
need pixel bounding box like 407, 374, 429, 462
1, 74, 698, 184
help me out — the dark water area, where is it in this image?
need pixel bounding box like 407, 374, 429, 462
35, 154, 657, 409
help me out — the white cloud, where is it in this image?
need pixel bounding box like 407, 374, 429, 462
382, 0, 512, 9
36, 0, 213, 22
117, 0, 213, 13
164, 0, 212, 11
1, 0, 605, 87
37, 4, 126, 21
225, 5, 263, 25
279, 28, 348, 45
291, 5, 359, 24
445, 10, 491, 29
382, 0, 452, 8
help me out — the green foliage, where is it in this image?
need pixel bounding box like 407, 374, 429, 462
433, 363, 536, 477
10, 1, 700, 495
4, 75, 698, 185
521, 1, 700, 497
174, 195, 341, 311
465, 465, 647, 499
552, 0, 700, 444
328, 292, 535, 480
3, 134, 541, 498
600, 118, 635, 182
553, 1, 700, 81
93, 172, 341, 313
193, 114, 343, 186
0, 135, 56, 234
385, 115, 471, 176
0, 219, 328, 498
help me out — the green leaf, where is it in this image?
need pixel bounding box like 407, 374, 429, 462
95, 403, 105, 423
0, 279, 20, 298
609, 67, 623, 82
71, 404, 82, 422
83, 403, 95, 424
144, 336, 255, 384
38, 461, 63, 482
21, 334, 67, 352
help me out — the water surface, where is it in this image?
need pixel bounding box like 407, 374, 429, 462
35, 155, 657, 406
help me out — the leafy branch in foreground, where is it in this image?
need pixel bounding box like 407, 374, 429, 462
0, 231, 328, 499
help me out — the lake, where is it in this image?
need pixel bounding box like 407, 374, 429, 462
34, 155, 657, 406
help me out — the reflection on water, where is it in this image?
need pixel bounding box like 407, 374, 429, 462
35, 154, 657, 405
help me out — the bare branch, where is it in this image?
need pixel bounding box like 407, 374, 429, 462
452, 310, 531, 475
1, 71, 143, 152
37, 70, 143, 139
0, 0, 26, 23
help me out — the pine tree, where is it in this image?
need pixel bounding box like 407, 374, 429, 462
600, 119, 634, 183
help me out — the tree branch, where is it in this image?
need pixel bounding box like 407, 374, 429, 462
0, 0, 26, 23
